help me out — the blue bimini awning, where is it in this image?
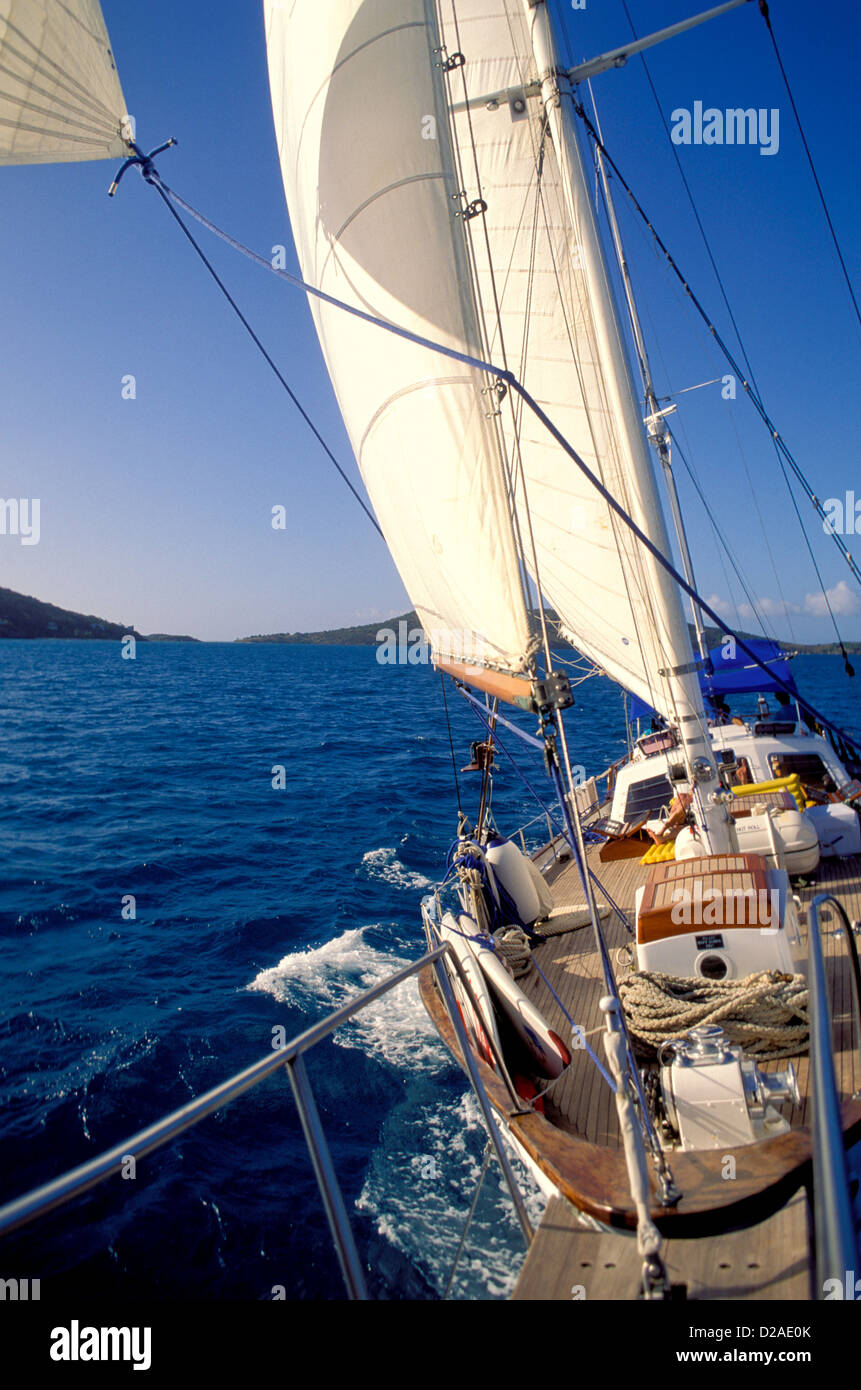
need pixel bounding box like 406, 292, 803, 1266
628, 638, 797, 724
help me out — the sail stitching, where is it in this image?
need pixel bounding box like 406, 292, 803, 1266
0, 21, 118, 121
441, 0, 558, 672
0, 56, 119, 127
433, 0, 538, 660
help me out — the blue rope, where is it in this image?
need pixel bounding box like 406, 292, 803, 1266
446, 839, 531, 935
589, 871, 633, 937
526, 953, 615, 1091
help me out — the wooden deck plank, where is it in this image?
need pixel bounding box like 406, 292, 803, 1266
513, 1191, 811, 1301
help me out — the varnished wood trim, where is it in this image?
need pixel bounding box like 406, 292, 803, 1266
435, 660, 536, 711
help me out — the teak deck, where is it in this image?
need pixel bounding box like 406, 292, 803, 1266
513, 1191, 811, 1301
418, 836, 861, 1239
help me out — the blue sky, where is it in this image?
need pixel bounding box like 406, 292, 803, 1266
1, 0, 859, 642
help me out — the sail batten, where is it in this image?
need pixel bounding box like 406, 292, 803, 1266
0, 0, 129, 165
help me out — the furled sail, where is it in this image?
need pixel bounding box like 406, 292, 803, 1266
0, 0, 129, 165
264, 0, 535, 674
437, 0, 695, 722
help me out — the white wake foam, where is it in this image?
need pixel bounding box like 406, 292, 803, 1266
357, 1090, 548, 1300
359, 847, 434, 891
247, 927, 445, 1070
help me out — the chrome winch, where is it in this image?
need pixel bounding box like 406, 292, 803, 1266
658, 1025, 799, 1150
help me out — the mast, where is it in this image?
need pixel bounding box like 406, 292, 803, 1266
592, 131, 709, 664
522, 0, 730, 853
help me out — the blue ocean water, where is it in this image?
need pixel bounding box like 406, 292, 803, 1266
0, 641, 857, 1299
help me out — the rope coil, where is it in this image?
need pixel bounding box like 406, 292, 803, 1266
493, 926, 533, 978
619, 969, 809, 1061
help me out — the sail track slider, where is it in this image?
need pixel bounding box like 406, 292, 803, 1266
481, 378, 508, 416
453, 193, 487, 221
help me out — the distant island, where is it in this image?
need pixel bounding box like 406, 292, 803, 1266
235, 610, 858, 656
0, 585, 144, 641
2, 586, 858, 654
0, 587, 204, 642
237, 612, 422, 645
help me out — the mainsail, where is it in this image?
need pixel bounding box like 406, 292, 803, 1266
0, 0, 129, 165
265, 0, 535, 674
265, 0, 703, 724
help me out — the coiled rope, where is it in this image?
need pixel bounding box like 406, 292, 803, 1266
619, 969, 809, 1061
493, 926, 533, 978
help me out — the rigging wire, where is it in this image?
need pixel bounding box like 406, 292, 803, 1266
570, 99, 861, 687
443, 0, 557, 680
616, 0, 847, 671
121, 162, 861, 748
510, 47, 671, 721
624, 195, 793, 646
134, 173, 384, 540
666, 422, 779, 642
439, 669, 463, 815
620, 219, 789, 647
442, 1143, 491, 1300
757, 0, 861, 340
437, 0, 542, 655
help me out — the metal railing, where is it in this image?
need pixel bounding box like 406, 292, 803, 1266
806, 894, 861, 1292
0, 943, 532, 1300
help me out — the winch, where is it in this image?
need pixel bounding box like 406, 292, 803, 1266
658, 1024, 799, 1150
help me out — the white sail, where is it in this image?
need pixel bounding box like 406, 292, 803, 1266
264, 0, 535, 673
0, 0, 129, 166
438, 0, 692, 721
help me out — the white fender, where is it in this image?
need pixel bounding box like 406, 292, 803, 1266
472, 939, 570, 1079
485, 837, 554, 924
675, 827, 708, 860
437, 912, 502, 1069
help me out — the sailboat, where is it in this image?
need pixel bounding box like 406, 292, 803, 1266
264, 0, 861, 1297
2, 0, 859, 1302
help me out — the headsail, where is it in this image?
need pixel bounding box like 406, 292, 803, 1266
438, 0, 695, 723
264, 0, 535, 675
0, 0, 129, 165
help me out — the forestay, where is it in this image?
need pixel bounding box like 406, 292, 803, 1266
0, 0, 129, 165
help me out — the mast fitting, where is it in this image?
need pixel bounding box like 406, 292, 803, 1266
532, 671, 575, 714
